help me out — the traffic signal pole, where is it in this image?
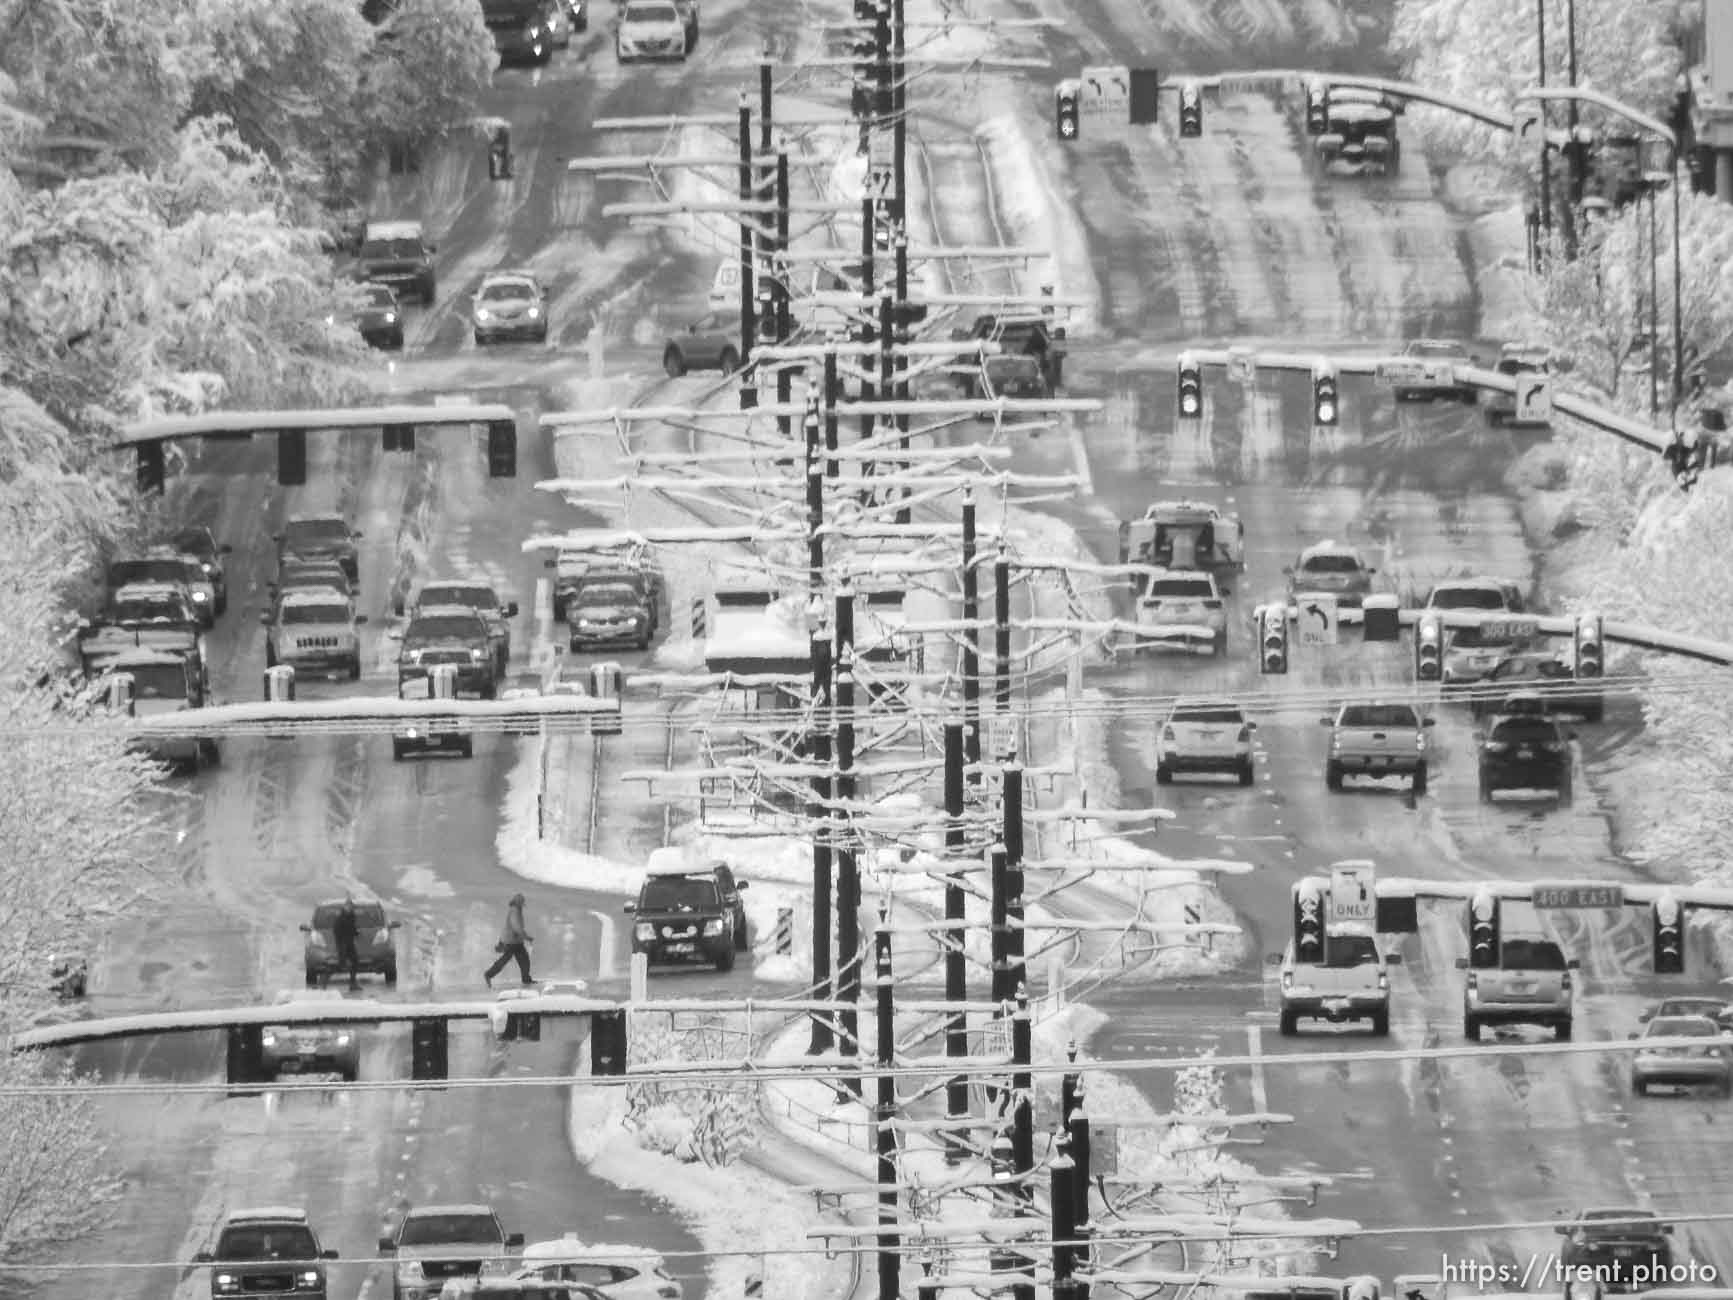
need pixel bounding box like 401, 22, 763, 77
737, 95, 756, 381
836, 593, 861, 1092
874, 918, 900, 1300
961, 491, 982, 782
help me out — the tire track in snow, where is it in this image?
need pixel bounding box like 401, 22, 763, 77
1127, 130, 1234, 336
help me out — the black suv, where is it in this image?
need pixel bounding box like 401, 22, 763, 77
357, 221, 437, 304
1471, 652, 1604, 723
165, 526, 233, 615
397, 607, 499, 698
278, 515, 362, 588
1477, 713, 1573, 803
951, 314, 1064, 390
624, 867, 750, 971
195, 1208, 337, 1299
1557, 1207, 1673, 1294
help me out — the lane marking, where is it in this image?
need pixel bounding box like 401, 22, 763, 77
1067, 420, 1097, 496
1247, 1024, 1269, 1114
591, 908, 618, 980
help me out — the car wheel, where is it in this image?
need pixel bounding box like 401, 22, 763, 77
383, 963, 398, 986
1369, 1009, 1390, 1037
341, 1064, 359, 1083
1558, 774, 1573, 806
553, 596, 568, 623
733, 910, 749, 952
663, 344, 687, 377
1412, 762, 1429, 796
474, 332, 487, 347
1278, 1011, 1298, 1037
637, 633, 651, 650
348, 655, 361, 681
719, 346, 739, 374
216, 591, 229, 616
423, 282, 436, 305
305, 968, 319, 989
265, 642, 277, 669
1213, 628, 1227, 656
1583, 702, 1604, 724
1154, 762, 1173, 786
459, 737, 474, 758
200, 739, 221, 767
392, 742, 406, 761
1463, 1013, 1480, 1041
715, 946, 735, 973
480, 680, 497, 701
1556, 1018, 1573, 1041
1325, 761, 1343, 792
1478, 774, 1494, 803
1633, 1077, 1648, 1097
1236, 759, 1254, 787
1487, 409, 1505, 428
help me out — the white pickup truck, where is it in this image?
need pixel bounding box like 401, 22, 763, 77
1272, 924, 1399, 1036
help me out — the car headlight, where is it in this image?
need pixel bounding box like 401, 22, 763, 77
336, 1032, 351, 1046
577, 618, 598, 629
297, 1270, 321, 1288
215, 1273, 240, 1293
384, 311, 397, 324
404, 728, 421, 739
201, 561, 215, 574
192, 590, 208, 602
634, 923, 655, 942
476, 308, 493, 322
308, 933, 329, 948
397, 1260, 425, 1281
470, 648, 484, 661
702, 919, 724, 937
527, 305, 541, 318
407, 650, 424, 664
262, 1032, 277, 1047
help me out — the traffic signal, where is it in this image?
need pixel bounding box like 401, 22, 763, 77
1652, 892, 1685, 974
277, 429, 307, 487
1292, 876, 1325, 964
1129, 68, 1160, 125
1573, 612, 1603, 678
1055, 80, 1081, 141
1312, 362, 1339, 426
136, 441, 165, 495
1414, 614, 1442, 681
411, 1017, 449, 1080
757, 283, 778, 343
590, 1007, 628, 1075
1259, 603, 1288, 674
1467, 889, 1500, 969
1176, 351, 1203, 420
1305, 82, 1329, 135
1178, 82, 1203, 137
486, 418, 516, 478
382, 422, 415, 452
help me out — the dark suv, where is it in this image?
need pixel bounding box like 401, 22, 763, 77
357, 221, 437, 304
624, 867, 749, 971
195, 1208, 337, 1299
1557, 1207, 1673, 1293
397, 607, 499, 698
278, 515, 362, 589
302, 898, 402, 987
166, 526, 233, 615
1477, 713, 1573, 803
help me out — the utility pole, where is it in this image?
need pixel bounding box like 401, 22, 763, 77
824, 347, 842, 477
994, 544, 1013, 715
1003, 759, 1027, 996
893, 231, 913, 525
1565, 0, 1582, 259
961, 490, 982, 781
989, 845, 1010, 1003
775, 148, 794, 436
1011, 987, 1034, 1196
1535, 0, 1552, 244
890, 0, 912, 527
859, 193, 879, 469
737, 94, 756, 383
943, 721, 969, 1126
873, 916, 900, 1300
808, 628, 835, 1055
1051, 1127, 1076, 1289
835, 593, 861, 1091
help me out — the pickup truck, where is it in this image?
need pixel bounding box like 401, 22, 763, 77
1322, 702, 1434, 794
100, 646, 219, 774
107, 551, 215, 627
1119, 500, 1245, 585
951, 314, 1064, 392
79, 582, 207, 680
1271, 925, 1399, 1036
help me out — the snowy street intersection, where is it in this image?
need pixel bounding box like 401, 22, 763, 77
33, 3, 1733, 1300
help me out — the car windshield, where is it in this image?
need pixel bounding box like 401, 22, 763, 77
282, 603, 348, 625
1649, 1017, 1716, 1038
1492, 658, 1568, 680
1499, 939, 1566, 971
1657, 999, 1725, 1018
216, 1225, 319, 1260
125, 663, 188, 699
1170, 706, 1242, 725
361, 238, 423, 259
577, 584, 640, 607
480, 281, 536, 303
109, 559, 193, 586
626, 1, 679, 19
421, 586, 497, 611
1579, 1211, 1659, 1235
1408, 341, 1467, 358
362, 285, 396, 308
111, 596, 186, 623
1431, 586, 1506, 610
1449, 627, 1516, 649
408, 615, 482, 640
313, 903, 387, 929
1489, 718, 1560, 743
285, 520, 350, 545
1300, 553, 1362, 573
169, 530, 215, 559
987, 356, 1040, 377
1148, 579, 1213, 598
639, 878, 719, 911
1338, 705, 1417, 728
399, 1214, 502, 1246
1324, 933, 1379, 967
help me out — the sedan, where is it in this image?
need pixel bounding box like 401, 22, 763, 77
356, 282, 406, 349
473, 271, 550, 345
1630, 1014, 1732, 1096
1639, 997, 1733, 1032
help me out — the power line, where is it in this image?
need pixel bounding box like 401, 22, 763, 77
10, 1031, 1717, 1095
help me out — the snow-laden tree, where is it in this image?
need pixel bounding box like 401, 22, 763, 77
358, 0, 497, 153
0, 1053, 124, 1262
1390, 0, 1689, 158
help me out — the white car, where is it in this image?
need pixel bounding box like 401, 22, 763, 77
615, 0, 688, 60
492, 1234, 684, 1300
1156, 699, 1256, 787
1132, 569, 1228, 655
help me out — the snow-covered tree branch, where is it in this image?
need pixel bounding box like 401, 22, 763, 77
358, 0, 497, 153
0, 1054, 124, 1261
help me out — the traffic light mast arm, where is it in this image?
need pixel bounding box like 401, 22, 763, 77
1514, 85, 1676, 148
1175, 69, 1522, 136
117, 403, 517, 446
1391, 607, 1733, 667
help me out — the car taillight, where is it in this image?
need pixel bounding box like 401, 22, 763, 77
1483, 741, 1508, 753
1378, 970, 1389, 990
1561, 971, 1572, 991
1465, 972, 1478, 991
1415, 732, 1427, 751
1545, 741, 1564, 752
1280, 972, 1293, 991
1236, 725, 1251, 743
1161, 726, 1176, 743
658, 1287, 680, 1300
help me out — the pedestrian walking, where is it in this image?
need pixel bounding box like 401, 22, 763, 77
332, 895, 362, 990
484, 892, 533, 987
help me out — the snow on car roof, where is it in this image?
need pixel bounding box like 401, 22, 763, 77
404, 1203, 500, 1218
1298, 539, 1360, 558
522, 1234, 662, 1264
365, 221, 423, 240
286, 513, 350, 525
101, 648, 190, 667
114, 580, 191, 599
280, 588, 348, 606
645, 858, 723, 878
1143, 500, 1219, 519
228, 1207, 311, 1223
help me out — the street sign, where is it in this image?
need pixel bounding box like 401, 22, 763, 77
1514, 103, 1544, 148
1479, 616, 1540, 641
869, 166, 894, 198
1227, 347, 1256, 386
1514, 374, 1553, 423
1373, 360, 1451, 388
1093, 1124, 1118, 1176
707, 261, 740, 308
1297, 596, 1338, 646
1533, 883, 1625, 909
1328, 863, 1376, 925
1081, 64, 1130, 120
